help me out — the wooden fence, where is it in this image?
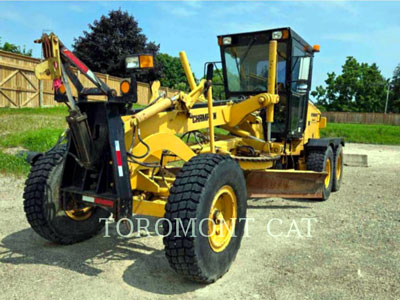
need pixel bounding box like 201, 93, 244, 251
322, 111, 400, 126
0, 50, 178, 108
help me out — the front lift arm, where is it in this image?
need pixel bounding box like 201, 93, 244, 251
127, 40, 280, 141
125, 42, 280, 171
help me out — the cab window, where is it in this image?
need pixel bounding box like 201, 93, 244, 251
289, 39, 312, 136
223, 42, 287, 93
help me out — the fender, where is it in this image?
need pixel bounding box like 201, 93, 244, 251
305, 137, 345, 152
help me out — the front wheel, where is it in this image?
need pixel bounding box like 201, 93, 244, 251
306, 146, 334, 201
23, 145, 110, 245
163, 154, 247, 283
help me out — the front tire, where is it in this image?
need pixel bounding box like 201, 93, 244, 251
306, 146, 334, 201
163, 154, 247, 283
23, 145, 110, 245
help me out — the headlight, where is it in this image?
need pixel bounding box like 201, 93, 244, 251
125, 55, 154, 70
272, 29, 289, 40
125, 56, 140, 69
272, 31, 283, 40
222, 37, 232, 45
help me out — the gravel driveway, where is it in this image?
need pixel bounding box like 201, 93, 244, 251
0, 143, 399, 299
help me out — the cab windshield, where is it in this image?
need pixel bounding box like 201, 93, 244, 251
224, 42, 287, 93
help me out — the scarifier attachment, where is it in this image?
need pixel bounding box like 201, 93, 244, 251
246, 169, 327, 199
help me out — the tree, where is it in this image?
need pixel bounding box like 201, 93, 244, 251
72, 9, 160, 81
0, 37, 32, 57
155, 53, 190, 91
389, 64, 400, 113
210, 70, 225, 100
199, 67, 226, 100
312, 57, 387, 112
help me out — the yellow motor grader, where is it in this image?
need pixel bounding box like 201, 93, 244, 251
24, 27, 344, 283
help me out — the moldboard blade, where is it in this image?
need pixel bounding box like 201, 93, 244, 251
246, 169, 327, 199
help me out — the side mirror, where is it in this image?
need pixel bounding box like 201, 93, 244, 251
206, 63, 214, 81
297, 83, 309, 93
298, 57, 311, 81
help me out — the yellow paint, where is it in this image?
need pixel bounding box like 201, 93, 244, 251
304, 101, 323, 142
133, 198, 166, 218
325, 158, 331, 188
149, 80, 161, 103
228, 93, 279, 127
35, 35, 332, 217
237, 159, 274, 170
124, 94, 277, 143
64, 206, 93, 221
34, 34, 62, 80
131, 170, 170, 195
319, 117, 327, 129
131, 97, 173, 125
297, 157, 307, 170
237, 114, 264, 139
128, 132, 195, 177
208, 185, 237, 253
185, 79, 206, 109
267, 40, 278, 123
207, 85, 215, 153
336, 151, 342, 179
179, 51, 197, 91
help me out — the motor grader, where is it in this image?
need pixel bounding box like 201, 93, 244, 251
24, 27, 344, 283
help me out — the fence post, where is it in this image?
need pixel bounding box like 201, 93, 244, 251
39, 79, 43, 107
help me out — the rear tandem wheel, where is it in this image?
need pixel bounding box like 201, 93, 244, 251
332, 144, 344, 192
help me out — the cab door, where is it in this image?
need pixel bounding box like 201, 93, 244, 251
288, 39, 312, 138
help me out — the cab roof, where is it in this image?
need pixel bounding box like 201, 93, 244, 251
217, 27, 312, 49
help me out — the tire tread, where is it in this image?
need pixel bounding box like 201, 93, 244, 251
23, 145, 104, 245
163, 154, 231, 283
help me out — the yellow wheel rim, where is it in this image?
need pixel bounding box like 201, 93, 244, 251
65, 206, 93, 221
208, 185, 237, 253
336, 152, 342, 180
324, 158, 331, 188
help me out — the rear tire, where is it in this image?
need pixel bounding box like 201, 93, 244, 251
163, 154, 247, 283
332, 144, 344, 192
23, 145, 110, 245
306, 146, 334, 201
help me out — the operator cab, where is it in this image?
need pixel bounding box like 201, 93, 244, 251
217, 27, 318, 141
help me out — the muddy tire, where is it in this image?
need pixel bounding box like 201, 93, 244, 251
163, 154, 247, 283
23, 145, 110, 245
332, 144, 344, 192
306, 146, 334, 201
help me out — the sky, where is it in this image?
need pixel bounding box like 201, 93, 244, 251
1, 0, 400, 93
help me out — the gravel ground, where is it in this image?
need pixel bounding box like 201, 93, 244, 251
0, 143, 399, 299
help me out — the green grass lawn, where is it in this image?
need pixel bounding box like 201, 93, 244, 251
321, 123, 400, 145
0, 104, 145, 175
0, 106, 399, 176
0, 106, 68, 116
0, 107, 67, 175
